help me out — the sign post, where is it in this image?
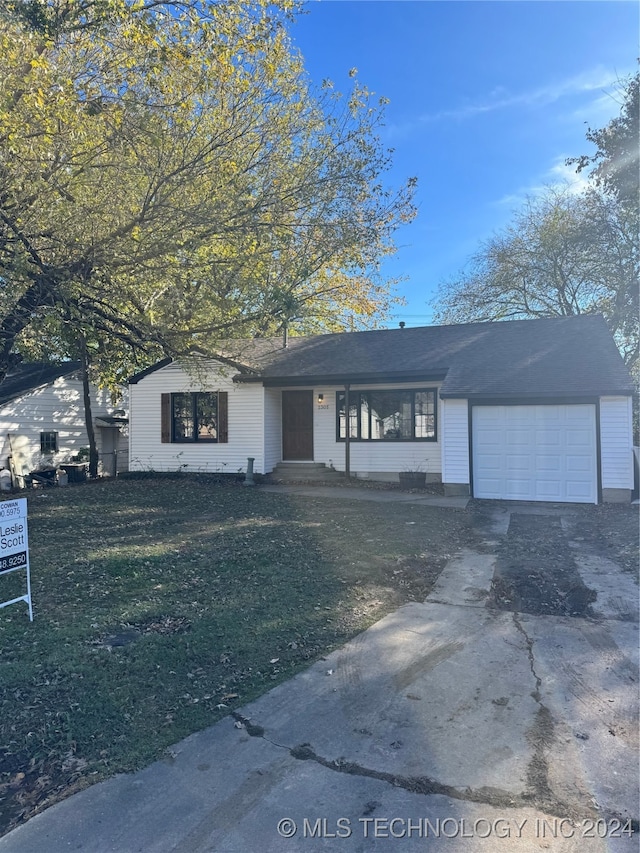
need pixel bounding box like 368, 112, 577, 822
0, 498, 32, 621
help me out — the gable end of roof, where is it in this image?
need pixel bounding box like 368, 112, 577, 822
0, 362, 82, 407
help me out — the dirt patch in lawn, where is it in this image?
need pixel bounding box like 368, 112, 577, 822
489, 513, 597, 617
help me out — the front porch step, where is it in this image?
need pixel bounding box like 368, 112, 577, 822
270, 462, 344, 483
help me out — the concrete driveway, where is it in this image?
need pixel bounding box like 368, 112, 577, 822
1, 500, 638, 852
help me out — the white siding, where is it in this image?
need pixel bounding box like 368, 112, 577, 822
600, 396, 633, 489
441, 398, 469, 485
129, 362, 265, 474
264, 388, 282, 473
0, 375, 124, 474
310, 383, 443, 479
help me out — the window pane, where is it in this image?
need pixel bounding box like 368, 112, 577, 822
368, 391, 411, 440
415, 413, 435, 438
197, 393, 218, 440
172, 393, 194, 440
337, 392, 358, 438
40, 431, 58, 453
414, 391, 435, 438
338, 392, 346, 439
360, 393, 370, 439
348, 398, 358, 438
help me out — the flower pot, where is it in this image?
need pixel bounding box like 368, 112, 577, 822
398, 471, 426, 489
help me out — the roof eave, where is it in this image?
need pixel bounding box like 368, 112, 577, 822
235, 370, 449, 387
440, 388, 635, 400
128, 358, 173, 385
0, 364, 82, 406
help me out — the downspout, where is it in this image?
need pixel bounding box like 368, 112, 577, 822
344, 383, 351, 480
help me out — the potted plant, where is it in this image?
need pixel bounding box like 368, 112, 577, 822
398, 461, 427, 490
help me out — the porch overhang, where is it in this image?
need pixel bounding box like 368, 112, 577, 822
94, 416, 128, 428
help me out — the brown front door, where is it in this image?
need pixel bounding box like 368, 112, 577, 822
282, 390, 314, 460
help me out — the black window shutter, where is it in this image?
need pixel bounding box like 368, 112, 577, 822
218, 392, 228, 443
161, 394, 171, 443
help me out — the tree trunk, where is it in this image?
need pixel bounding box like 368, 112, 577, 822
79, 336, 99, 478
0, 276, 55, 384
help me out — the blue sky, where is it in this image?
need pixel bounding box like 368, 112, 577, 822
289, 1, 639, 326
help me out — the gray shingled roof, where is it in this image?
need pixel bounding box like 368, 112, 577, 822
130, 315, 634, 398
238, 315, 634, 398
0, 362, 82, 407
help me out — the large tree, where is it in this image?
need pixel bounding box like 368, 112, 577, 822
568, 71, 639, 218
432, 73, 639, 369
0, 0, 416, 387
432, 187, 638, 365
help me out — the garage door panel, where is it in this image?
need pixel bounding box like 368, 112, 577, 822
535, 429, 561, 446
505, 407, 531, 422
476, 453, 502, 472
566, 481, 594, 500
506, 454, 532, 472
566, 455, 591, 473
476, 435, 502, 450
506, 479, 533, 499
473, 405, 596, 504
536, 455, 562, 472
566, 405, 593, 423
505, 429, 530, 445
536, 481, 562, 500
537, 409, 561, 425
474, 478, 502, 498
566, 429, 592, 447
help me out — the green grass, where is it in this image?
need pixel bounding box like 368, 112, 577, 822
0, 478, 477, 834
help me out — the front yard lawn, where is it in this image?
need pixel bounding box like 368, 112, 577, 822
0, 478, 477, 835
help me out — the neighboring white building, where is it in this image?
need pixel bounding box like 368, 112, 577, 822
128, 315, 635, 504
0, 362, 128, 482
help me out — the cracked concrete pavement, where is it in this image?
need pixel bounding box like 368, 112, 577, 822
1, 502, 637, 852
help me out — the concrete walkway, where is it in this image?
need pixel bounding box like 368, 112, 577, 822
1, 506, 637, 852
260, 483, 470, 509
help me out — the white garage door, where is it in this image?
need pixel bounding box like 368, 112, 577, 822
472, 405, 597, 504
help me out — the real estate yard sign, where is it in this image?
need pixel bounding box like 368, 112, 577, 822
0, 498, 33, 621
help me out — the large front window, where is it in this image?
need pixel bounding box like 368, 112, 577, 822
337, 389, 437, 441
172, 392, 218, 442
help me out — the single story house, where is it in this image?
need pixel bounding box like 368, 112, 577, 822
0, 362, 129, 481
128, 314, 635, 504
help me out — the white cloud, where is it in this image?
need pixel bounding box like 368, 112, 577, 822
438, 66, 626, 120
493, 156, 591, 210
386, 65, 632, 139
546, 159, 591, 193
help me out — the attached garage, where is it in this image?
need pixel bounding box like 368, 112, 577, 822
472, 404, 597, 504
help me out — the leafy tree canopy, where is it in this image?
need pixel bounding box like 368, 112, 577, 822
568, 71, 639, 218
0, 0, 416, 387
